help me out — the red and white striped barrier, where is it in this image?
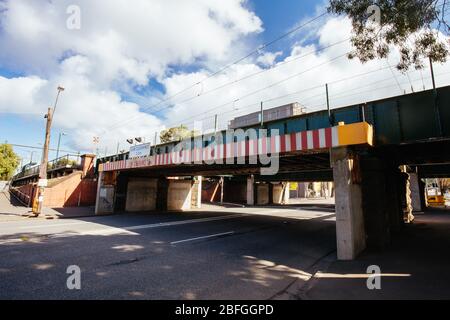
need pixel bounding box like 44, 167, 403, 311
100, 126, 342, 172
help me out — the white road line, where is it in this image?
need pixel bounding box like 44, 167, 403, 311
171, 231, 235, 245
124, 214, 248, 231
0, 214, 249, 243
8, 213, 248, 232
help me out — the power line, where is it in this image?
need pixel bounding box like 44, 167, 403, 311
7, 143, 80, 155
101, 11, 328, 133
162, 63, 394, 130
105, 38, 350, 133
386, 60, 403, 93
160, 52, 350, 128
292, 70, 450, 113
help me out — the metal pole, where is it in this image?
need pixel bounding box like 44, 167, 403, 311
154, 132, 158, 145
260, 101, 264, 127
326, 83, 332, 126
56, 133, 62, 160
430, 57, 443, 136
429, 57, 436, 93
214, 114, 218, 134
361, 103, 366, 122
52, 87, 64, 115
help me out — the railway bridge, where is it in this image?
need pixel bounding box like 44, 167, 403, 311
11, 86, 449, 260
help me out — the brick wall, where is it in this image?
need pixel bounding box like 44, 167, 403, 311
11, 172, 97, 208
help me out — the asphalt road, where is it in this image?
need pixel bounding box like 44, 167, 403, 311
0, 204, 337, 300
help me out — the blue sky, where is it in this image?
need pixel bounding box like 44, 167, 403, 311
0, 0, 325, 164
1, 0, 449, 166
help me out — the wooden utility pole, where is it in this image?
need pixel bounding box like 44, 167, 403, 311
35, 107, 52, 215
34, 86, 64, 216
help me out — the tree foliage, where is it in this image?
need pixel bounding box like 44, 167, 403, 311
160, 125, 198, 143
328, 0, 449, 71
0, 144, 20, 180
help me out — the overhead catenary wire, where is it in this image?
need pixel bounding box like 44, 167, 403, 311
102, 11, 329, 133
178, 68, 450, 133
105, 36, 350, 133
159, 52, 351, 128
161, 63, 396, 130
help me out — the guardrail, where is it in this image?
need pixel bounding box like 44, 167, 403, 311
9, 187, 32, 207
12, 154, 82, 182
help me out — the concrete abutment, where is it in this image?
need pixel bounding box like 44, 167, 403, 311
332, 147, 415, 260
95, 174, 202, 214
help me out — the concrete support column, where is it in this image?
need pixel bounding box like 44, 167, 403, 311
283, 182, 290, 204
385, 168, 403, 231
95, 171, 115, 215
247, 175, 255, 206
360, 157, 392, 248
125, 178, 157, 212
256, 183, 269, 205
409, 173, 422, 212
332, 147, 366, 260
419, 178, 427, 210
191, 176, 202, 209
167, 179, 193, 211
399, 171, 414, 223
156, 177, 169, 211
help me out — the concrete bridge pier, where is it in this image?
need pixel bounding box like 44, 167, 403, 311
332, 147, 366, 260
95, 174, 202, 214
95, 171, 116, 215
245, 177, 290, 206
409, 172, 424, 213
332, 147, 417, 260
247, 176, 255, 206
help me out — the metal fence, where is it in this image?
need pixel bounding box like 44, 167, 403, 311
12, 154, 82, 181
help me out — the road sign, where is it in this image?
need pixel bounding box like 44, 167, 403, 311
37, 179, 48, 187
290, 182, 298, 191
129, 143, 151, 159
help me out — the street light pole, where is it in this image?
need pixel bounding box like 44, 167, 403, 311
56, 132, 66, 160
34, 86, 64, 216
29, 151, 35, 164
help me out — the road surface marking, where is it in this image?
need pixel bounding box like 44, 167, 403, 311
0, 214, 248, 243
124, 214, 248, 231
171, 231, 235, 245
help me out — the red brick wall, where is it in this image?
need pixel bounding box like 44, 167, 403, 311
44, 173, 97, 207
12, 173, 98, 208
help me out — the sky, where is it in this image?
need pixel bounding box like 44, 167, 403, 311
0, 0, 449, 166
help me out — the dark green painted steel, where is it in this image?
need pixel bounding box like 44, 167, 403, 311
96, 86, 450, 169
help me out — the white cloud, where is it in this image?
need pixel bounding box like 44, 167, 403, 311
0, 76, 47, 113
0, 1, 449, 156
0, 0, 262, 152
159, 16, 450, 132
257, 51, 283, 67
